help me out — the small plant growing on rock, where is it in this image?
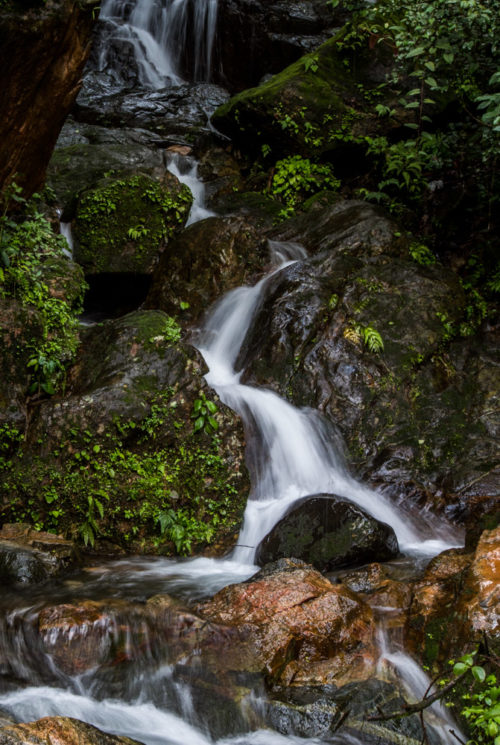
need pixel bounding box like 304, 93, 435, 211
191, 392, 219, 435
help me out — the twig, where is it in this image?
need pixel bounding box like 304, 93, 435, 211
367, 671, 468, 721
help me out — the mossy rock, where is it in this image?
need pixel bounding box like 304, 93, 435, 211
0, 311, 249, 555
211, 30, 397, 158
73, 173, 193, 274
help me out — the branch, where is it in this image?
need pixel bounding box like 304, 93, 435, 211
366, 671, 468, 722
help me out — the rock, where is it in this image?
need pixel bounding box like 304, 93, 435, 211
0, 0, 98, 197
145, 216, 268, 324
198, 558, 378, 688
48, 119, 167, 209
0, 717, 142, 745
0, 524, 76, 586
463, 526, 500, 652
211, 31, 397, 159
75, 75, 229, 142
255, 495, 399, 570
238, 200, 499, 503
215, 0, 334, 91
73, 173, 192, 275
2, 311, 249, 554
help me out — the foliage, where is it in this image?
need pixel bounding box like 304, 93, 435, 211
191, 392, 219, 435
0, 184, 84, 395
269, 155, 340, 218
0, 391, 244, 554
344, 322, 384, 353
450, 652, 500, 745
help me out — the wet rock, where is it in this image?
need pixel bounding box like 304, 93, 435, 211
145, 216, 268, 324
48, 119, 167, 209
406, 548, 474, 668
198, 558, 378, 688
239, 200, 499, 502
212, 31, 397, 158
75, 75, 229, 142
464, 526, 500, 652
265, 696, 343, 738
0, 0, 98, 197
3, 311, 249, 554
73, 173, 192, 275
255, 495, 399, 571
0, 524, 76, 586
0, 717, 142, 745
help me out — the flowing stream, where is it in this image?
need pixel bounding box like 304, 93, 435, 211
0, 233, 463, 745
97, 0, 218, 87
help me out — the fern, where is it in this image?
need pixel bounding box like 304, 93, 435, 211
362, 325, 384, 353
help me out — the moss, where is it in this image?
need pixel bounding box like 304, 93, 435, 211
212, 31, 379, 157
73, 174, 192, 274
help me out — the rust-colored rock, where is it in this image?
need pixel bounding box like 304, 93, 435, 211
0, 716, 142, 745
198, 559, 377, 687
463, 526, 500, 640
0, 0, 98, 198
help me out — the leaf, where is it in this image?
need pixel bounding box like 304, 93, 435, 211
425, 76, 438, 88
406, 46, 425, 58
207, 416, 218, 431
472, 666, 487, 683
206, 400, 217, 414
443, 52, 454, 63
425, 61, 436, 71
193, 417, 204, 432
453, 662, 468, 675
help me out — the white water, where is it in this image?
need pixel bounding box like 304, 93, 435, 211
98, 0, 218, 88
166, 153, 215, 225
196, 241, 460, 564
378, 634, 460, 745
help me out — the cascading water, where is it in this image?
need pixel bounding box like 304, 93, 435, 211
195, 240, 460, 564
166, 152, 215, 225
0, 241, 465, 745
97, 0, 218, 88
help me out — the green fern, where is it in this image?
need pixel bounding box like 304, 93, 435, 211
362, 325, 384, 353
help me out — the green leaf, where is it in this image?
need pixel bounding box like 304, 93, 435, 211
443, 52, 454, 63
206, 400, 217, 414
425, 61, 436, 71
453, 662, 468, 675
207, 416, 219, 431
193, 417, 204, 432
406, 46, 425, 58
472, 666, 487, 683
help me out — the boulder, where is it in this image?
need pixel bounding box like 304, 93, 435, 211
238, 200, 499, 503
0, 717, 142, 745
211, 31, 397, 159
0, 0, 98, 197
73, 173, 192, 275
0, 524, 76, 586
255, 495, 399, 570
47, 119, 167, 209
1, 311, 249, 554
198, 558, 378, 688
145, 216, 268, 325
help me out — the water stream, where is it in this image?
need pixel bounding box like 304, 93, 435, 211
97, 0, 218, 87
0, 237, 464, 745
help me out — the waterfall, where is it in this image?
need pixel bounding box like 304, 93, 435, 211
97, 0, 218, 88
166, 153, 215, 225
195, 241, 460, 564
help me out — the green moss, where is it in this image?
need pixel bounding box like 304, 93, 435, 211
73, 174, 192, 273
0, 391, 247, 554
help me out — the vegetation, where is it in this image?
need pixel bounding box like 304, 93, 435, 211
0, 183, 84, 395
0, 389, 246, 553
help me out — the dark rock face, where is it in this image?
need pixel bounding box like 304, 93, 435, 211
255, 495, 399, 570
0, 0, 98, 197
214, 0, 335, 91
0, 524, 76, 585
145, 215, 268, 324
238, 201, 499, 502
